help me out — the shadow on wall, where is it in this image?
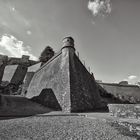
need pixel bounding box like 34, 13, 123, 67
31, 88, 62, 111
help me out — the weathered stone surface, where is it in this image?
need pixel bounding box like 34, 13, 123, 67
21, 72, 35, 96
0, 94, 2, 106
26, 37, 108, 112
7, 56, 39, 66
0, 55, 39, 95
10, 65, 28, 86
2, 65, 18, 82
27, 50, 70, 112
98, 82, 140, 103
0, 64, 6, 83
69, 53, 107, 112
0, 55, 8, 83
10, 55, 29, 86
97, 83, 132, 104
0, 54, 38, 85
0, 54, 38, 67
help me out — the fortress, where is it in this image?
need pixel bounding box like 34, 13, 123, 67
0, 37, 140, 113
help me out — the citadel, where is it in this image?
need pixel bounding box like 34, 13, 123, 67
0, 37, 140, 113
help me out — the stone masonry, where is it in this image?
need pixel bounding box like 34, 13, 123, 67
26, 37, 108, 112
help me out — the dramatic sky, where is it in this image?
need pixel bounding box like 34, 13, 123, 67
0, 0, 140, 84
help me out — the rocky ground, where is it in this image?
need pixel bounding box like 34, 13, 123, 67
108, 104, 140, 119
0, 113, 140, 140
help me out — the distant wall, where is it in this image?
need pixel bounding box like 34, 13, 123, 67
21, 72, 35, 96
99, 83, 140, 102
2, 65, 18, 82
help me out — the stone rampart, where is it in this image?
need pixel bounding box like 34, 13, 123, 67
99, 82, 140, 102
26, 37, 108, 112
26, 50, 71, 112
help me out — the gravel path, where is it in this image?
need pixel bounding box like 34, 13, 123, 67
0, 115, 138, 140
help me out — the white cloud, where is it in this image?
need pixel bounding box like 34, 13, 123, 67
0, 52, 4, 55
0, 34, 37, 60
88, 0, 112, 17
128, 75, 137, 80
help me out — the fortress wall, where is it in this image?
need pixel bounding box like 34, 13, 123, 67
69, 53, 106, 112
26, 37, 108, 112
99, 83, 140, 101
2, 65, 18, 82
21, 72, 35, 96
26, 51, 71, 112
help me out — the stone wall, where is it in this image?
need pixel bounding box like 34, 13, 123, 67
26, 51, 71, 112
2, 66, 18, 82
99, 83, 140, 103
69, 53, 106, 112
21, 72, 35, 96
0, 55, 38, 95
26, 37, 108, 112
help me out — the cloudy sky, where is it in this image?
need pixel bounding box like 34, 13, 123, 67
0, 0, 140, 84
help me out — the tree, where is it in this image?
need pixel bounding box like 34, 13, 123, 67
39, 46, 55, 67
